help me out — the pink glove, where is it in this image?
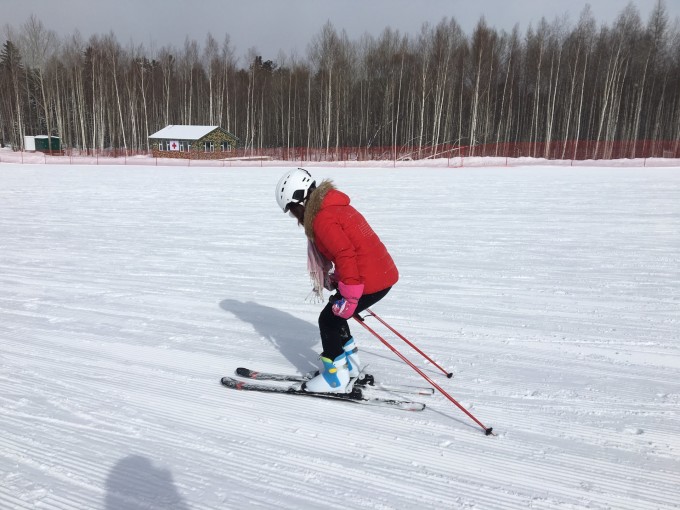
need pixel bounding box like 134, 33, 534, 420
332, 282, 364, 319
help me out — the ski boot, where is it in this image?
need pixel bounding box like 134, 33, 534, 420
302, 353, 350, 393
343, 337, 362, 378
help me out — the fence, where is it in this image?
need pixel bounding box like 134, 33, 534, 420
1, 139, 679, 167
152, 139, 680, 161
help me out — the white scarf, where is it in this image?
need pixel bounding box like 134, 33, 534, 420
306, 239, 332, 303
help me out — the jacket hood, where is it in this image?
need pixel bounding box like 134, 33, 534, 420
304, 179, 349, 241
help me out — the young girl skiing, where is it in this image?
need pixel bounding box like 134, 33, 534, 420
275, 168, 399, 393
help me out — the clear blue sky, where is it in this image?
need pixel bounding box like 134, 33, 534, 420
2, 0, 678, 61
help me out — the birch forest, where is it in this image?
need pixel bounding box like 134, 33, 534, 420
1, 2, 679, 154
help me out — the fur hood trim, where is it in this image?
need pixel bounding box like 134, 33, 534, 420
303, 179, 335, 241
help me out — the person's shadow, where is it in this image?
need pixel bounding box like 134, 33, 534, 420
219, 299, 320, 373
105, 455, 189, 510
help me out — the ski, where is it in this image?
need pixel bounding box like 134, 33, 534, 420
235, 367, 434, 396
220, 376, 426, 411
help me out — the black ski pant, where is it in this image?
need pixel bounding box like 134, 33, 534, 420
318, 287, 392, 359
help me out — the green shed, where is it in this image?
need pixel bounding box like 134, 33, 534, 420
34, 135, 61, 152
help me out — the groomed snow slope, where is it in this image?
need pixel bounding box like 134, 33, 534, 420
1, 164, 678, 509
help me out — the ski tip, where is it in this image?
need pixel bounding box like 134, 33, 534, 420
221, 377, 246, 390
410, 403, 426, 411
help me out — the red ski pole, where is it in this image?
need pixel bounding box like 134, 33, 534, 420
354, 315, 493, 435
365, 308, 453, 378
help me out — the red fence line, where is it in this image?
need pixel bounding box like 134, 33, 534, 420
3, 139, 680, 164
145, 140, 679, 161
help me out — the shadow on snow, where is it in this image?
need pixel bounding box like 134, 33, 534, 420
105, 455, 189, 510
219, 298, 320, 373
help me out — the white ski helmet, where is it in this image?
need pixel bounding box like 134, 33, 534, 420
275, 168, 316, 212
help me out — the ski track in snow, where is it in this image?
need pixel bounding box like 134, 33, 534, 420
0, 164, 679, 509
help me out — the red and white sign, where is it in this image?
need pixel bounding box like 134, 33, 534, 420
168, 140, 180, 151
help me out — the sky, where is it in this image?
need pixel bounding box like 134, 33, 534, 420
2, 0, 679, 61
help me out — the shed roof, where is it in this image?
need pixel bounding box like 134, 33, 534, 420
149, 125, 220, 140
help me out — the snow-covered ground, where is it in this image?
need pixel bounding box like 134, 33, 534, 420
1, 163, 678, 509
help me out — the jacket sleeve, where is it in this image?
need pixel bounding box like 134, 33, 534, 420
313, 213, 362, 286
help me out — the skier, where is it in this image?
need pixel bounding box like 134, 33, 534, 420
275, 168, 399, 393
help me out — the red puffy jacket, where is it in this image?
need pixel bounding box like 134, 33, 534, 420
304, 181, 398, 294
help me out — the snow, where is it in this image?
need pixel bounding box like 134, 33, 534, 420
2, 146, 680, 168
0, 162, 679, 509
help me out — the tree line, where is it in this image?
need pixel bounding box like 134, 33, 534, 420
1, 2, 679, 155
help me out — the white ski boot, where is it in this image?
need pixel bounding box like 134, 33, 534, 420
343, 337, 362, 378
302, 353, 350, 393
